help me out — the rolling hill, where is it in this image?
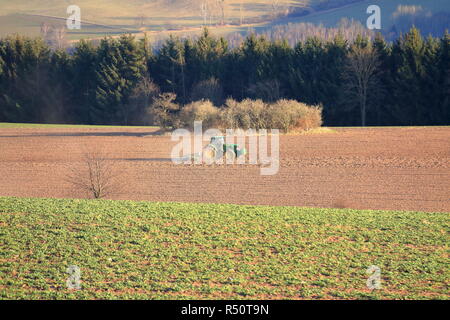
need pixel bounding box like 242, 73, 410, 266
265, 0, 450, 31
0, 0, 448, 41
0, 0, 309, 38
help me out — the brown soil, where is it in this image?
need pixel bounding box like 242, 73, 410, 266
0, 126, 449, 212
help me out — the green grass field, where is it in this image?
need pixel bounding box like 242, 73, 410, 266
0, 197, 448, 299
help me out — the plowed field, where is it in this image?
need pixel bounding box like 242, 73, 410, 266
0, 126, 449, 212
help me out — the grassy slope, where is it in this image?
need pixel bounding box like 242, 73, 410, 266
0, 0, 300, 37
0, 197, 448, 299
0, 1, 334, 40
1, 1, 449, 40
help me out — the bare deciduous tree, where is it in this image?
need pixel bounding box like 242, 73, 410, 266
271, 0, 281, 19
149, 92, 180, 129
67, 150, 123, 199
52, 26, 68, 50
40, 22, 51, 39
343, 42, 381, 126
135, 14, 148, 29
217, 0, 225, 25
125, 77, 160, 125
201, 1, 208, 26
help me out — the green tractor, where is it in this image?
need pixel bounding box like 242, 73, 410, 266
203, 136, 247, 162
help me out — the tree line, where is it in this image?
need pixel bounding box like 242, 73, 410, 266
0, 27, 448, 127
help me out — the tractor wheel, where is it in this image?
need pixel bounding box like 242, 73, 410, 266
203, 145, 217, 164
224, 149, 236, 163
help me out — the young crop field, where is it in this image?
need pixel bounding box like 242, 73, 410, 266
0, 197, 448, 299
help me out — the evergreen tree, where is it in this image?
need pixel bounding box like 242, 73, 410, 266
289, 37, 326, 106
92, 35, 146, 124
321, 34, 348, 125
391, 27, 427, 125
436, 31, 450, 124
0, 28, 448, 126
264, 39, 292, 100
239, 34, 271, 96
40, 49, 74, 123
185, 28, 228, 86
421, 35, 441, 124
372, 32, 392, 125
72, 40, 97, 123
150, 35, 186, 102
0, 35, 51, 122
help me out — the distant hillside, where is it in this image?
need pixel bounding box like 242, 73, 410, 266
0, 0, 304, 37
268, 0, 450, 33
0, 0, 448, 41
0, 0, 358, 39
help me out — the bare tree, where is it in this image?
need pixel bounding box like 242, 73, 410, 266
52, 26, 68, 50
40, 22, 51, 39
239, 2, 244, 25
135, 14, 148, 29
343, 42, 381, 126
271, 0, 281, 19
217, 0, 225, 25
66, 150, 123, 199
149, 93, 180, 129
125, 77, 160, 125
201, 1, 209, 26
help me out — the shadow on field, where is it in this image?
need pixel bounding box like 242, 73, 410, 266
117, 158, 172, 162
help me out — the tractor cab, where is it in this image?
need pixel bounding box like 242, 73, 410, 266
210, 136, 225, 148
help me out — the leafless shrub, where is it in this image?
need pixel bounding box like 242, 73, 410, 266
126, 77, 160, 125
267, 99, 322, 133
161, 95, 322, 133
221, 98, 267, 130
295, 105, 323, 131
179, 99, 220, 130
66, 150, 123, 199
148, 93, 181, 130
